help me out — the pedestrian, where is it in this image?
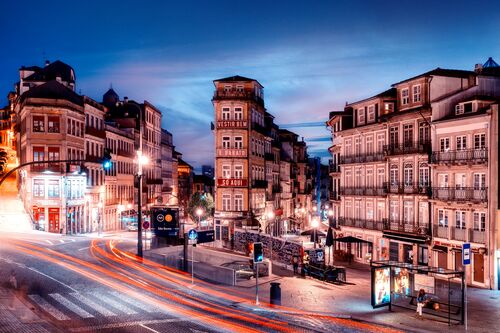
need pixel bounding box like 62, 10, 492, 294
292, 255, 299, 274
9, 270, 17, 290
416, 288, 427, 319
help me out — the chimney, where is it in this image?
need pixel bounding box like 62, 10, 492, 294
474, 63, 483, 73
45, 60, 50, 67
124, 96, 129, 103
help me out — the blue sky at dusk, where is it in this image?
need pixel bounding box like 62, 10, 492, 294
1, 0, 499, 169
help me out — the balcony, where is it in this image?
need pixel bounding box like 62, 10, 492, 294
85, 154, 103, 164
338, 217, 386, 231
329, 163, 340, 174
31, 163, 64, 173
117, 149, 135, 158
329, 191, 339, 201
146, 178, 163, 185
431, 187, 487, 203
213, 90, 264, 107
451, 227, 467, 241
431, 148, 487, 165
384, 141, 430, 156
433, 225, 449, 238
252, 179, 268, 188
470, 229, 485, 244
385, 219, 429, 235
251, 122, 269, 136
85, 126, 106, 139
339, 152, 385, 164
383, 182, 431, 195
340, 187, 387, 197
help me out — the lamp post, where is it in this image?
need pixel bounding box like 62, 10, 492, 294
136, 153, 148, 258
267, 211, 275, 261
311, 216, 319, 249
195, 207, 203, 229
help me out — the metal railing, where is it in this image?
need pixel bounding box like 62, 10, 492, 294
385, 219, 429, 235
384, 141, 430, 156
338, 217, 386, 231
431, 187, 487, 202
383, 182, 431, 195
431, 148, 487, 164
213, 90, 264, 106
340, 186, 387, 196
339, 152, 385, 164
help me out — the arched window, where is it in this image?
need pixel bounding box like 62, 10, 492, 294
390, 165, 398, 185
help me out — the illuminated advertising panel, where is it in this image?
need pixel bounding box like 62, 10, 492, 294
371, 267, 390, 308
393, 268, 410, 296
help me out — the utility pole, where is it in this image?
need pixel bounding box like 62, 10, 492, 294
137, 103, 144, 258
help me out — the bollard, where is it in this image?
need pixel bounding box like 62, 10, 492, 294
270, 282, 281, 305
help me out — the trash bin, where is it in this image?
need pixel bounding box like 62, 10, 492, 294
270, 282, 281, 305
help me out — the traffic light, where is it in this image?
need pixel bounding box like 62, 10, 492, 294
102, 148, 112, 170
253, 242, 263, 263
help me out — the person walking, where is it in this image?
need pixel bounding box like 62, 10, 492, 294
9, 270, 17, 290
292, 255, 299, 275
416, 289, 427, 319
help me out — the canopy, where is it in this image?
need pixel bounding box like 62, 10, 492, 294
332, 236, 372, 244
300, 229, 326, 236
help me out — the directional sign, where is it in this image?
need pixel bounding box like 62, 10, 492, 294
143, 221, 150, 229
463, 243, 471, 265
188, 229, 198, 245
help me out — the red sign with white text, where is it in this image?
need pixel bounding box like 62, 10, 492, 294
217, 120, 248, 129
217, 178, 248, 187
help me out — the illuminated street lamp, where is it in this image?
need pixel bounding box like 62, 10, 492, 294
195, 207, 204, 227
136, 149, 149, 258
266, 211, 276, 260
311, 216, 319, 249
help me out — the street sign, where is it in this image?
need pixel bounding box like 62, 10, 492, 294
188, 229, 198, 245
197, 230, 214, 244
143, 221, 150, 229
463, 243, 471, 265
152, 208, 179, 237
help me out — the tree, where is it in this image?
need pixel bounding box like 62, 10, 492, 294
186, 192, 214, 224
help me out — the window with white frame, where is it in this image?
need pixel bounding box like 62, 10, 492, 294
390, 127, 399, 146
345, 170, 352, 187
418, 122, 430, 144
403, 201, 413, 224
455, 174, 466, 189
473, 212, 486, 231
234, 165, 243, 178
354, 137, 361, 155
236, 85, 244, 93
474, 133, 486, 149
440, 138, 450, 152
345, 139, 352, 156
366, 201, 374, 220
390, 165, 398, 185
354, 200, 361, 219
456, 135, 467, 150
390, 201, 399, 220
403, 163, 413, 186
223, 85, 232, 93
222, 165, 231, 179
345, 201, 352, 218
366, 136, 373, 154
367, 105, 375, 122
419, 163, 429, 186
438, 174, 449, 187
366, 169, 374, 187
355, 168, 362, 187
438, 209, 449, 227
401, 88, 409, 105
455, 211, 466, 229
234, 107, 243, 120
412, 85, 421, 103
222, 107, 230, 120
377, 134, 385, 152
222, 194, 231, 211
377, 202, 385, 219
384, 103, 394, 113
33, 179, 45, 197
418, 202, 427, 225
234, 194, 243, 211
222, 136, 231, 149
357, 108, 365, 124
234, 136, 243, 149
377, 168, 385, 186
473, 173, 486, 189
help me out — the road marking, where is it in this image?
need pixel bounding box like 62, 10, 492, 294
70, 292, 116, 317
89, 291, 138, 315
68, 318, 191, 332
45, 240, 53, 245
59, 239, 65, 244
26, 267, 78, 292
77, 246, 90, 251
28, 294, 71, 321
109, 291, 158, 313
50, 293, 94, 318
140, 324, 161, 333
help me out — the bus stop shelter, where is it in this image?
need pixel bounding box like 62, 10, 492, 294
370, 260, 465, 325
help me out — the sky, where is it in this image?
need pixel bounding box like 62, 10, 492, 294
1, 0, 499, 170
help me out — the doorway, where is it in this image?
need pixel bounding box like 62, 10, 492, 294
389, 242, 399, 261
48, 208, 60, 233
473, 253, 484, 284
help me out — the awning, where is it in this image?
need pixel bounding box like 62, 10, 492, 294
383, 231, 427, 244
332, 236, 372, 244
301, 229, 326, 236
432, 245, 448, 253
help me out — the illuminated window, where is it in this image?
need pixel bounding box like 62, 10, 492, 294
33, 179, 45, 197
48, 180, 60, 198
33, 115, 45, 132
234, 194, 243, 211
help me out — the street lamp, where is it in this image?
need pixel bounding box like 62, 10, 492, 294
266, 211, 275, 261
195, 207, 204, 228
136, 149, 149, 258
97, 202, 103, 237
311, 216, 319, 249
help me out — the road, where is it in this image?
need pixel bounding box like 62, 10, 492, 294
0, 230, 403, 333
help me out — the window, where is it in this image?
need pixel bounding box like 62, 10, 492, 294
403, 163, 413, 186
222, 194, 231, 211
222, 107, 230, 120
367, 105, 375, 122
366, 201, 374, 220
474, 173, 486, 189
438, 174, 449, 187
403, 201, 413, 224
222, 136, 231, 149
440, 138, 450, 152
354, 137, 361, 155
474, 134, 486, 149
455, 174, 466, 189
366, 136, 373, 154
234, 107, 243, 120
377, 202, 385, 220
377, 169, 385, 186
366, 169, 374, 187
48, 180, 60, 198
355, 168, 362, 187
438, 210, 449, 227
234, 136, 243, 149
390, 165, 398, 185
403, 124, 413, 146
345, 201, 352, 218
418, 202, 427, 225
47, 116, 60, 133
48, 147, 60, 167
390, 201, 399, 220
464, 102, 473, 113
419, 123, 430, 144
357, 108, 365, 124
384, 103, 394, 114
33, 179, 45, 197
223, 85, 232, 93
473, 212, 486, 231
377, 134, 385, 152
234, 194, 243, 211
33, 116, 45, 132
222, 165, 231, 179
389, 127, 399, 146
236, 85, 244, 93
234, 165, 243, 178
33, 146, 45, 163
401, 88, 409, 105
455, 211, 466, 229
412, 85, 421, 103
455, 104, 464, 115
456, 136, 467, 150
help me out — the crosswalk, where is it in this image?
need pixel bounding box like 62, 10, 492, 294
28, 290, 165, 321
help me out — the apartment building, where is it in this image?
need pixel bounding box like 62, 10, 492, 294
160, 129, 176, 206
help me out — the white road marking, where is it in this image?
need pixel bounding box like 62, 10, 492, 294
90, 291, 138, 315
26, 267, 78, 292
77, 246, 90, 251
140, 324, 161, 333
45, 240, 53, 245
109, 291, 158, 313
50, 293, 94, 318
70, 292, 116, 317
28, 294, 71, 321
59, 239, 65, 244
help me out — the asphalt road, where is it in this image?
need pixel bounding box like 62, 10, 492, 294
0, 230, 404, 333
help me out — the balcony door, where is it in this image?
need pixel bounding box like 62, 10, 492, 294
403, 124, 413, 147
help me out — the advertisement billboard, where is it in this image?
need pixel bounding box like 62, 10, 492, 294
152, 208, 179, 237
393, 268, 410, 296
414, 274, 435, 294
371, 267, 391, 308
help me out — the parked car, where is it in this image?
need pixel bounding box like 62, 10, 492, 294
127, 222, 138, 231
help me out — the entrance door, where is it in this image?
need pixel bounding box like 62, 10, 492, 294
403, 244, 413, 264
473, 253, 484, 283
437, 251, 447, 269
48, 208, 60, 233
389, 242, 399, 261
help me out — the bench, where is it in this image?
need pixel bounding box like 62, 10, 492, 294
408, 295, 461, 315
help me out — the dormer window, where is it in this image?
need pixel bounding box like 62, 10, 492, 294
223, 85, 232, 93
367, 105, 375, 122
384, 103, 394, 114
455, 102, 474, 115
357, 108, 365, 125
401, 88, 409, 105
455, 104, 464, 115
236, 85, 244, 93
413, 85, 421, 103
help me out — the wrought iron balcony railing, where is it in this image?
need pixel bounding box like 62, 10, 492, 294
384, 140, 430, 156
340, 186, 387, 196
431, 187, 487, 203
383, 181, 431, 195
339, 152, 385, 164
338, 217, 386, 231
431, 148, 487, 164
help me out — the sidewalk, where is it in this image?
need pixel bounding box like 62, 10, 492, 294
248, 260, 500, 333
0, 285, 59, 333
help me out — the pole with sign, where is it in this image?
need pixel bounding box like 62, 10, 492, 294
188, 229, 198, 285
462, 243, 470, 330
253, 242, 263, 305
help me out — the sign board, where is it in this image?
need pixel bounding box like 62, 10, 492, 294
371, 266, 391, 308
143, 221, 150, 229
152, 208, 179, 237
463, 243, 471, 265
188, 229, 198, 245
197, 230, 215, 244
308, 249, 324, 264
414, 274, 435, 294
217, 178, 248, 187
217, 120, 248, 129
